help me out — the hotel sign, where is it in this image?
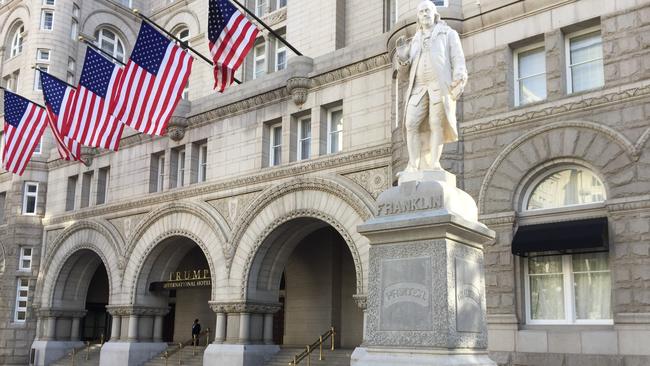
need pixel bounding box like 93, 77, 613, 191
149, 269, 211, 291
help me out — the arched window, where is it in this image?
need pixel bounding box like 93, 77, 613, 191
176, 26, 190, 45
525, 166, 606, 211
94, 28, 125, 62
10, 23, 25, 58
517, 165, 611, 325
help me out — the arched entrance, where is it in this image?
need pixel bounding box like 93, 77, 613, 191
247, 218, 364, 349
82, 264, 110, 342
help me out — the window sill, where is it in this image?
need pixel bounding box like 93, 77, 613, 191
521, 323, 614, 331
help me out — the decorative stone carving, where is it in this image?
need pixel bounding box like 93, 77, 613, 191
80, 147, 98, 167
261, 7, 286, 26
343, 167, 390, 199
286, 77, 311, 106
38, 308, 87, 318
352, 294, 367, 310
105, 305, 169, 317
209, 302, 282, 314
166, 117, 188, 141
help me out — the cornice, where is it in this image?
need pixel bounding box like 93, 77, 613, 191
460, 81, 650, 136
44, 145, 392, 226
607, 195, 650, 214
209, 301, 282, 314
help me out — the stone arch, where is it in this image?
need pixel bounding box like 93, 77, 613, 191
162, 10, 201, 37
229, 176, 375, 301
38, 219, 123, 309
1, 5, 29, 39
0, 240, 5, 274
478, 121, 637, 214
121, 201, 230, 305
81, 11, 137, 51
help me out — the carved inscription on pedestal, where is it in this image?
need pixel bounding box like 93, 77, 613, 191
379, 256, 433, 331
455, 257, 483, 333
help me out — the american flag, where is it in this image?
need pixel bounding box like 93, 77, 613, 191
40, 72, 82, 161
114, 22, 193, 136
2, 91, 48, 175
209, 0, 259, 92
67, 48, 124, 151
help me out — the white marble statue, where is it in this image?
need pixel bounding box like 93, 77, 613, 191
395, 0, 467, 174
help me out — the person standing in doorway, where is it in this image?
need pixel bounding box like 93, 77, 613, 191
192, 319, 201, 346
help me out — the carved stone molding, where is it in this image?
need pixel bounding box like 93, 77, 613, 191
80, 147, 99, 167
38, 308, 87, 318
166, 117, 189, 141
105, 305, 169, 317
261, 7, 286, 26
209, 301, 282, 314
286, 77, 311, 106
352, 294, 367, 310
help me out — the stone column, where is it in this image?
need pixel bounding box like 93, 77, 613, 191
153, 315, 164, 343
70, 317, 81, 341
110, 315, 121, 341
215, 312, 226, 344
353, 294, 368, 340
127, 315, 139, 342
351, 177, 497, 365
45, 316, 57, 341
263, 313, 274, 344
238, 312, 251, 344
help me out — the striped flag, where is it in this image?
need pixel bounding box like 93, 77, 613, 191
68, 48, 124, 151
208, 0, 259, 92
2, 91, 48, 175
40, 72, 82, 161
114, 22, 193, 136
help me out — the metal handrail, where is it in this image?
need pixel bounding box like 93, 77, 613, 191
289, 326, 335, 365
160, 330, 209, 361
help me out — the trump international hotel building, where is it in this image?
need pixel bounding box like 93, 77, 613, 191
0, 0, 649, 365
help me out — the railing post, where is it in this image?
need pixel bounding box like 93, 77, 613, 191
331, 327, 335, 351
163, 350, 169, 366
100, 333, 105, 346
71, 348, 76, 366
206, 328, 211, 346
306, 345, 311, 366
319, 336, 323, 360
85, 341, 90, 360
178, 343, 183, 365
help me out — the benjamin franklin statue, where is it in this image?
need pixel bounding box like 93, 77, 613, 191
396, 0, 467, 174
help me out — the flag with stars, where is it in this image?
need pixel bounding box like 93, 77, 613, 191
2, 91, 48, 175
208, 0, 259, 92
68, 48, 125, 151
114, 21, 193, 136
40, 71, 82, 161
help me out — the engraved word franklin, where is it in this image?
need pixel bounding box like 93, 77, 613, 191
383, 282, 430, 308
377, 196, 441, 216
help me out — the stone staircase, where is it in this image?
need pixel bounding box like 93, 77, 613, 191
50, 344, 102, 366
264, 347, 353, 366
143, 344, 206, 366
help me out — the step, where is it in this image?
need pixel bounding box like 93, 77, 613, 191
264, 348, 352, 366
143, 345, 206, 366
50, 345, 103, 366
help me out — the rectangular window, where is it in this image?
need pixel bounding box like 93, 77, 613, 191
0, 192, 6, 224
36, 49, 50, 62
68, 57, 76, 73
72, 4, 80, 17
297, 116, 311, 161
41, 10, 54, 30
33, 136, 42, 155
34, 65, 48, 91
277, 0, 286, 8
327, 107, 343, 154
275, 37, 287, 71
15, 279, 29, 322
19, 247, 33, 271
67, 73, 74, 85
66, 175, 77, 211
566, 27, 604, 93
255, 0, 267, 16
80, 171, 93, 208
22, 182, 38, 215
96, 167, 109, 205
157, 156, 165, 192
198, 143, 207, 183
43, 0, 55, 4
177, 148, 186, 187
525, 252, 612, 324
71, 19, 78, 40
254, 43, 266, 79
269, 123, 282, 167
182, 80, 189, 100
386, 0, 398, 31
514, 44, 546, 106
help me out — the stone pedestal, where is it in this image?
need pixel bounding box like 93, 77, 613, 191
351, 178, 496, 366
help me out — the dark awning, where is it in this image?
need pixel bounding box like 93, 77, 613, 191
512, 217, 608, 256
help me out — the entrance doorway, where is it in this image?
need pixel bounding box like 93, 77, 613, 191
81, 265, 110, 342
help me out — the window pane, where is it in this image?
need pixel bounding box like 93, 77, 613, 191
518, 48, 545, 79
26, 197, 36, 213
572, 252, 612, 320
272, 126, 282, 145
22, 260, 30, 268
571, 59, 604, 92
330, 110, 343, 131
570, 33, 602, 65
301, 140, 310, 160
272, 146, 281, 166
528, 256, 565, 320
28, 185, 37, 193
519, 74, 546, 105
23, 248, 31, 256
527, 168, 606, 210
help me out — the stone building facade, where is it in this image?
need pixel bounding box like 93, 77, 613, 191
0, 0, 648, 365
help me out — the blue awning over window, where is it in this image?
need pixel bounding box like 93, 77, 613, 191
512, 217, 608, 256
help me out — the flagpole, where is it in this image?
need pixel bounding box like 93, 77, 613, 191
32, 67, 77, 89
229, 0, 302, 56
0, 86, 46, 109
131, 9, 243, 84
78, 37, 127, 66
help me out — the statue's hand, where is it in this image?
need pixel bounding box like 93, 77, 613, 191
396, 36, 410, 62
449, 79, 464, 101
